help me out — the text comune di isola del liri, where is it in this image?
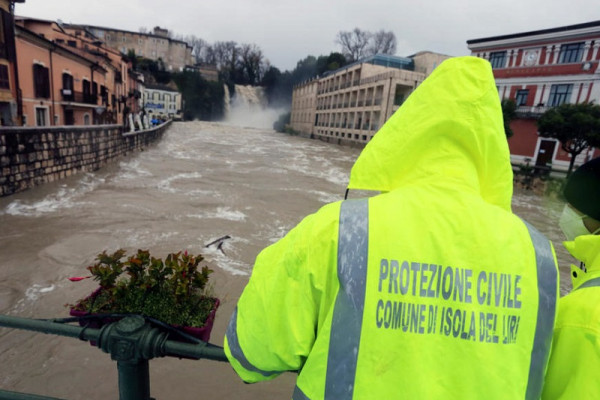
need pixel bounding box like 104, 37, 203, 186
375, 259, 522, 344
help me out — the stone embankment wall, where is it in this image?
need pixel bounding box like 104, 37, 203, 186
0, 121, 171, 196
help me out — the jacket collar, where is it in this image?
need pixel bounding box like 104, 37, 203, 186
565, 235, 600, 290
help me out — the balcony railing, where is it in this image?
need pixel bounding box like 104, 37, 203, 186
515, 105, 550, 118
62, 89, 97, 105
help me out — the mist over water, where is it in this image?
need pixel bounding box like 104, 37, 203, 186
224, 84, 287, 130
0, 121, 573, 399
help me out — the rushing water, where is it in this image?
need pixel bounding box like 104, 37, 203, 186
0, 121, 574, 399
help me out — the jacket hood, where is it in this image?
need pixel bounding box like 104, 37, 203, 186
348, 56, 513, 211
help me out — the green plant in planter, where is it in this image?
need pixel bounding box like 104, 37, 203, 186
70, 249, 216, 328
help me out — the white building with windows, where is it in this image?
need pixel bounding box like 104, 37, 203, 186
290, 52, 450, 146
142, 84, 182, 120
467, 20, 600, 169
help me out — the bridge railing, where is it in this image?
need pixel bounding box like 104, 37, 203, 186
0, 314, 228, 400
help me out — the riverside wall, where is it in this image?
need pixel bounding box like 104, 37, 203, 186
0, 121, 171, 196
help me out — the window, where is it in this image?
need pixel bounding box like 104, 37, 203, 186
489, 51, 507, 69
62, 73, 73, 100
82, 79, 91, 102
548, 84, 573, 107
0, 64, 9, 89
515, 89, 529, 106
64, 109, 74, 125
67, 40, 77, 48
0, 10, 5, 45
393, 84, 405, 106
100, 85, 107, 105
559, 42, 584, 64
35, 107, 48, 126
83, 113, 90, 125
33, 64, 50, 98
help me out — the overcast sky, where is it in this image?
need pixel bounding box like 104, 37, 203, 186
15, 0, 600, 71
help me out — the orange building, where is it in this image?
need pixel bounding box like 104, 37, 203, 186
14, 17, 144, 127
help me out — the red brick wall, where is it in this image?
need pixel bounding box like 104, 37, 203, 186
508, 119, 539, 157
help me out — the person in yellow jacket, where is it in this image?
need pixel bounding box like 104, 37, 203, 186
224, 56, 559, 399
542, 157, 600, 399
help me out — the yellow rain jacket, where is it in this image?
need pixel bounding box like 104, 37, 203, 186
542, 235, 600, 399
224, 56, 559, 399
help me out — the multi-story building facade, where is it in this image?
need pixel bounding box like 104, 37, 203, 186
11, 16, 144, 127
0, 0, 23, 126
78, 25, 193, 72
290, 52, 449, 145
143, 84, 182, 120
467, 21, 600, 170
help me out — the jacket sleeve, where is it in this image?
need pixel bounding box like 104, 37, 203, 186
224, 201, 341, 383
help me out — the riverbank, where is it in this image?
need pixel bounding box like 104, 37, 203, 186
0, 121, 171, 197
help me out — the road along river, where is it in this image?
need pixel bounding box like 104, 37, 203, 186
0, 121, 574, 399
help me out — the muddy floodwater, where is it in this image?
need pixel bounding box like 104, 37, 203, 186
0, 121, 574, 399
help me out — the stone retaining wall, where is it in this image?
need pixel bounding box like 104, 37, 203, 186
0, 121, 171, 196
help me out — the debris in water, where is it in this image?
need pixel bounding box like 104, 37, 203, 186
205, 235, 231, 255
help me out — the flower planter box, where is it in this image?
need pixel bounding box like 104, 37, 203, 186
70, 287, 220, 343
69, 249, 218, 348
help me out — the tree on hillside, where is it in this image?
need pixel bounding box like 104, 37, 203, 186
261, 66, 293, 107
336, 28, 397, 61
368, 30, 397, 56
184, 35, 209, 64
316, 52, 347, 75
239, 43, 265, 85
537, 102, 600, 176
171, 71, 224, 121
501, 99, 517, 139
336, 28, 371, 62
292, 55, 318, 83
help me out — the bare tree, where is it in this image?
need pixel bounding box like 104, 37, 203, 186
139, 26, 148, 34
240, 43, 265, 84
336, 28, 371, 62
368, 30, 397, 56
184, 35, 209, 64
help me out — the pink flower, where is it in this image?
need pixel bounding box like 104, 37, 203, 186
68, 276, 91, 282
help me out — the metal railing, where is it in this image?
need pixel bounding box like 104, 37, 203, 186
0, 314, 228, 400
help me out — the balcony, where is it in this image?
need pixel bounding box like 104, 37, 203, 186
62, 89, 97, 105
515, 105, 550, 118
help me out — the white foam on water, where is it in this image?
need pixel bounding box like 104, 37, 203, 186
2, 174, 100, 217
25, 284, 56, 301
188, 206, 246, 222
156, 172, 203, 193
113, 159, 153, 182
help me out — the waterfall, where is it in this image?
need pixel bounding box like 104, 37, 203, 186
224, 84, 283, 130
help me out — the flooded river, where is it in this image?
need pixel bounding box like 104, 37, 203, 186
0, 121, 575, 399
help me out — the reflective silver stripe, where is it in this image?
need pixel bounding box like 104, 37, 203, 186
225, 306, 280, 377
523, 221, 558, 400
293, 385, 311, 400
576, 276, 600, 290
325, 199, 369, 400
